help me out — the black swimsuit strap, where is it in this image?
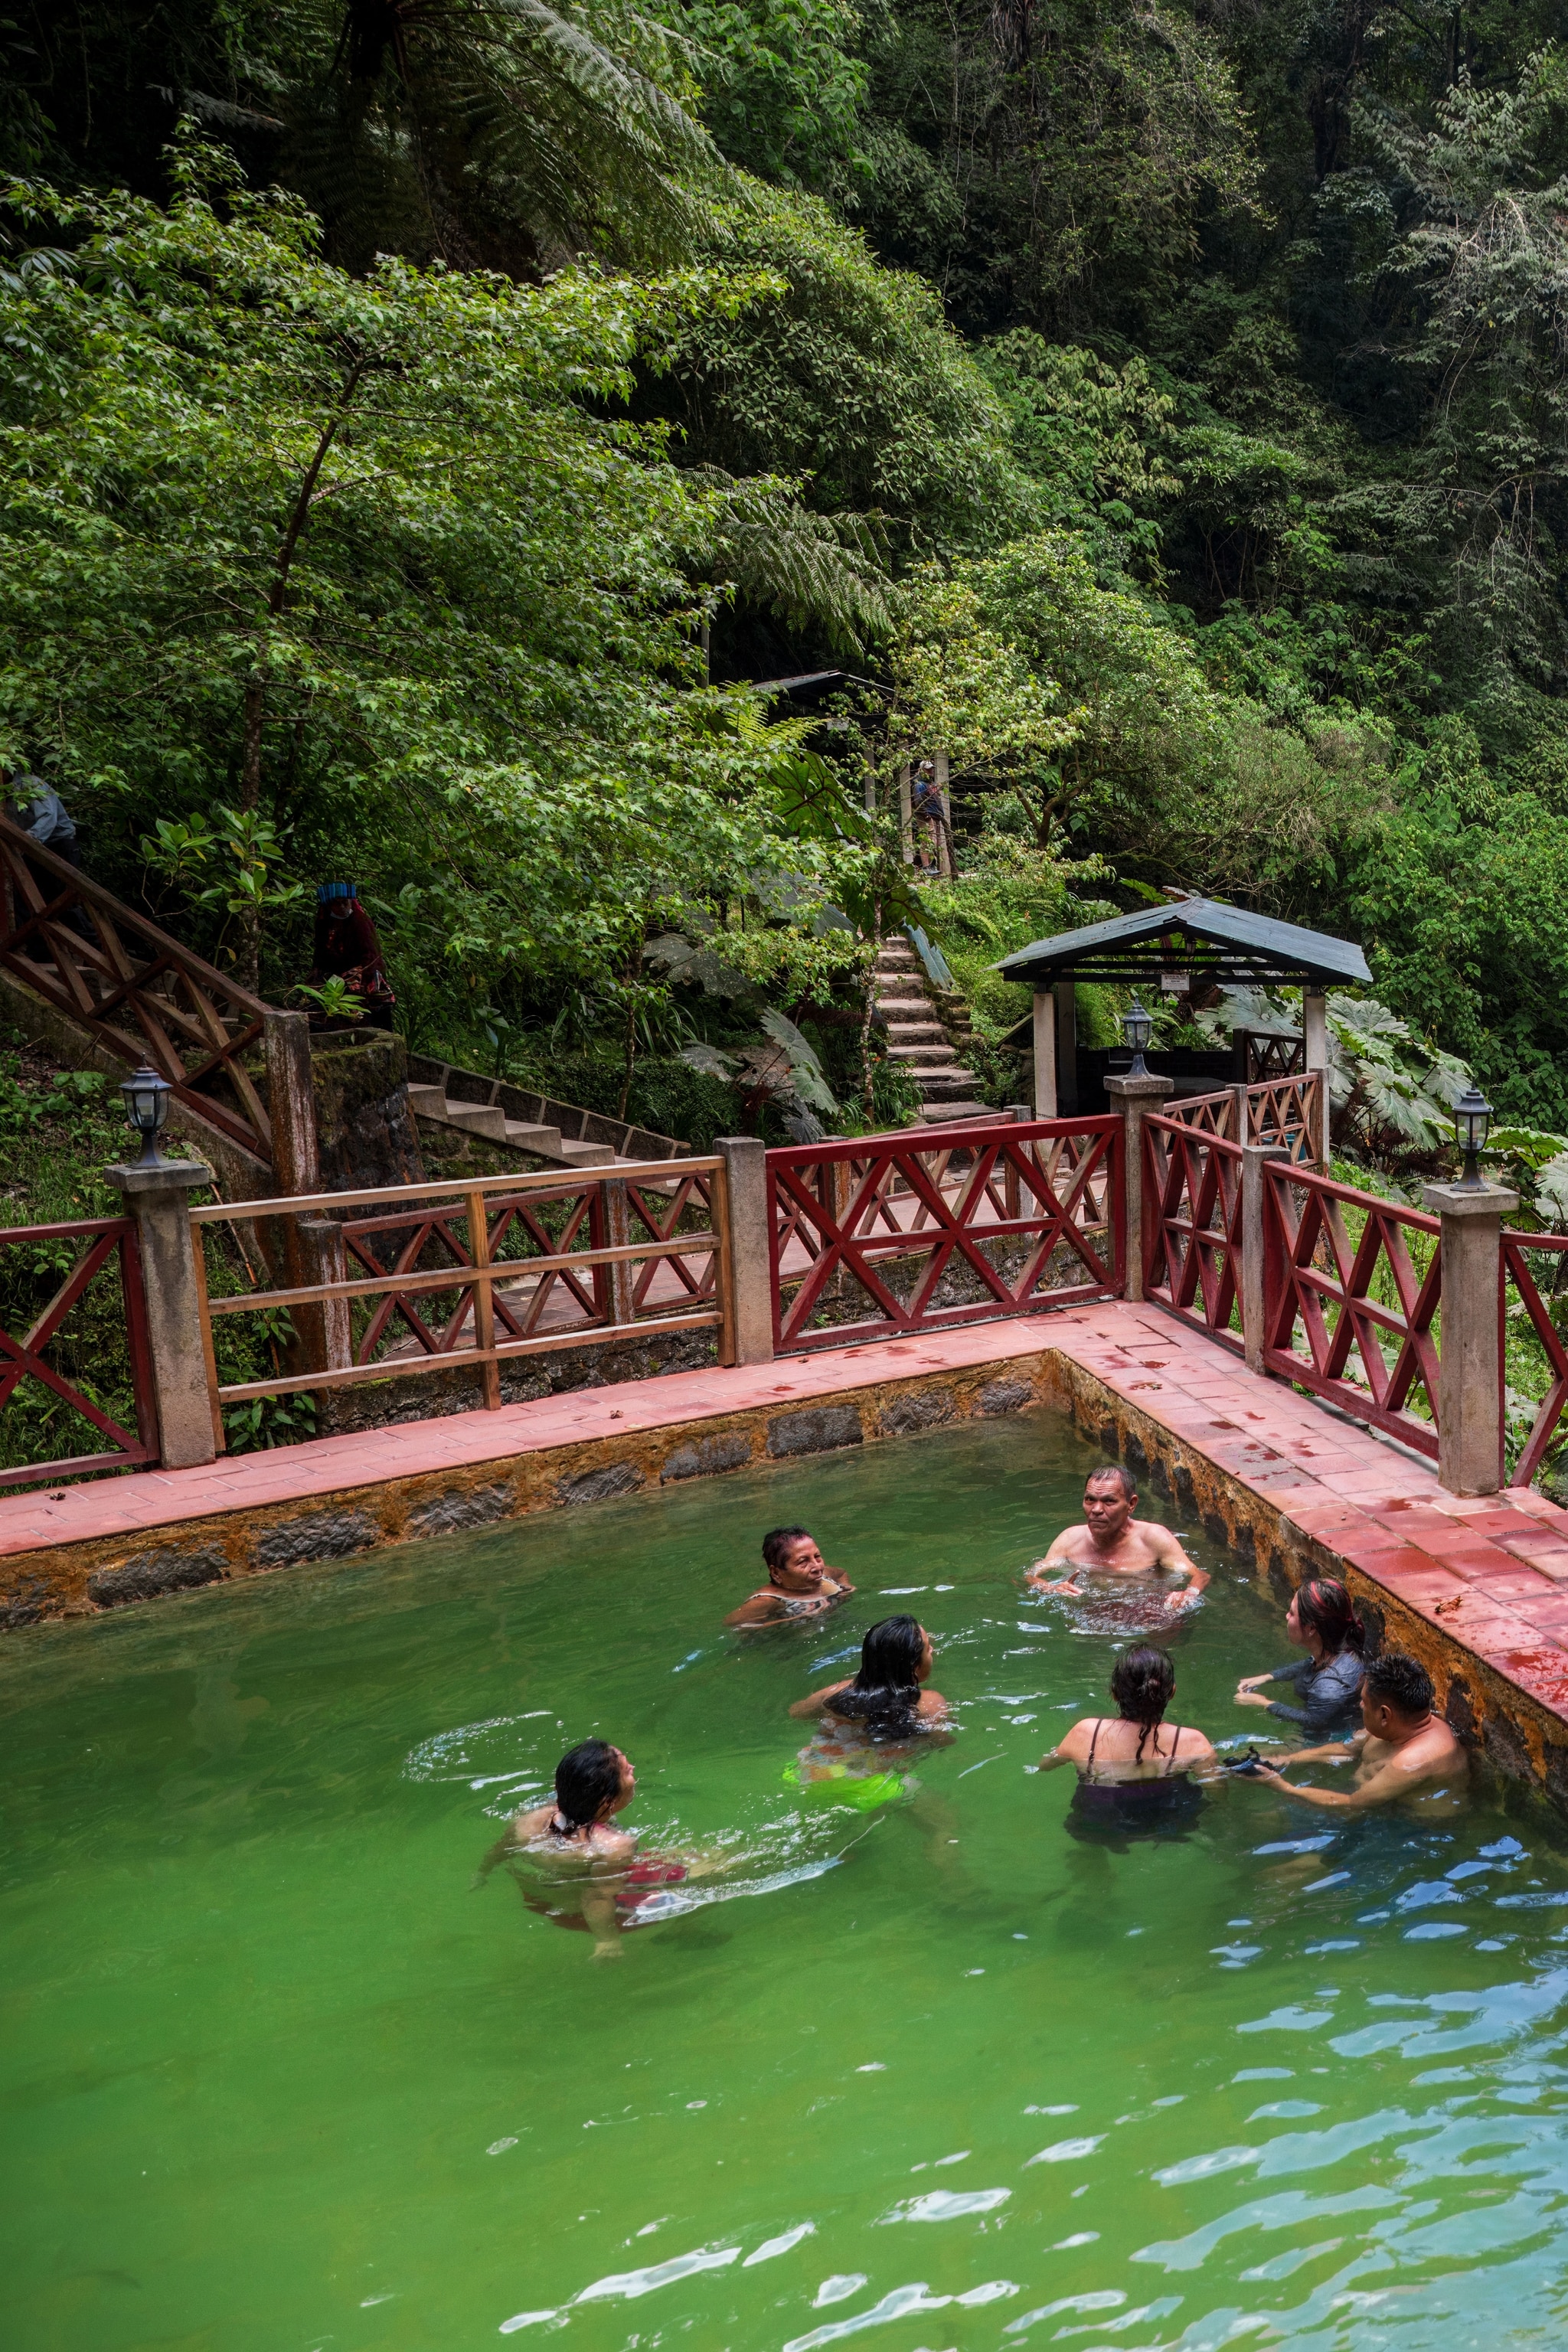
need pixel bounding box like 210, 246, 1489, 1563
1087, 1718, 1103, 1768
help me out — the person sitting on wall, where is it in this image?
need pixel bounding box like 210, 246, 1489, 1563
478, 1740, 707, 1961
1243, 1651, 1466, 1811
727, 1525, 855, 1628
1027, 1465, 1209, 1614
1233, 1576, 1366, 1743
310, 881, 397, 1029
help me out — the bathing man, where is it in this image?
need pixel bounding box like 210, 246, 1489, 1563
1246, 1651, 1466, 1811
727, 1526, 855, 1628
1027, 1465, 1208, 1614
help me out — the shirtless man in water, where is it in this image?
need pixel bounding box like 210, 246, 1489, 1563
1027, 1465, 1208, 1614
1246, 1650, 1467, 1811
727, 1526, 854, 1629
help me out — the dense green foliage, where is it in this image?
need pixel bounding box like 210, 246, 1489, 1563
5, 0, 1568, 1140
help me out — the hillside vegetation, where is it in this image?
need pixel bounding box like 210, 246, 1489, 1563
4, 2, 1568, 1145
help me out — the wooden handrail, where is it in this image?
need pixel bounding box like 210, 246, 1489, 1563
0, 812, 273, 1159
188, 1153, 722, 1223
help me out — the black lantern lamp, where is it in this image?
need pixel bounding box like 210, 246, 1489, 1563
1122, 996, 1154, 1081
121, 1064, 172, 1168
1452, 1082, 1493, 1191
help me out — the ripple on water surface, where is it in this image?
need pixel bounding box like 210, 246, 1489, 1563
1, 1413, 1566, 2350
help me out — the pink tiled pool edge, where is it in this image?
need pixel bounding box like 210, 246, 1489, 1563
8, 1303, 1568, 1769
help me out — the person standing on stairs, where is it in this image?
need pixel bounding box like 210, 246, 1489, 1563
2, 766, 96, 946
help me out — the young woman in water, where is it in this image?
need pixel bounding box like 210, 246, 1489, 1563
1233, 1577, 1366, 1743
1037, 1646, 1219, 1840
479, 1740, 693, 1960
786, 1616, 950, 1808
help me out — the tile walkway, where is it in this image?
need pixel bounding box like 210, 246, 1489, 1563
8, 1300, 1568, 1731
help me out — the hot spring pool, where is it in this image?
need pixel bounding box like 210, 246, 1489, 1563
4, 1411, 1568, 2352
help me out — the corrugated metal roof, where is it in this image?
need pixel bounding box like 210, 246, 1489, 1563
992, 897, 1371, 987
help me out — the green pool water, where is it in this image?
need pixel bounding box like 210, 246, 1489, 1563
5, 1412, 1568, 2352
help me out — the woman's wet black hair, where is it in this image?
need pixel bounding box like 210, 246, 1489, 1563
763, 1525, 815, 1575
550, 1740, 624, 1836
826, 1615, 926, 1738
1110, 1645, 1176, 1762
1295, 1576, 1365, 1658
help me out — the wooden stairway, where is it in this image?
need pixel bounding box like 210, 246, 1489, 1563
874, 936, 989, 1123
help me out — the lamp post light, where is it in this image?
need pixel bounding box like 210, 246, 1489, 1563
120, 1064, 172, 1168
1452, 1082, 1493, 1191
1122, 996, 1154, 1081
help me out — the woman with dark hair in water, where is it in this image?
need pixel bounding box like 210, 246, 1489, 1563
479, 1740, 693, 1959
1234, 1577, 1365, 1743
1037, 1646, 1218, 1841
786, 1617, 950, 1807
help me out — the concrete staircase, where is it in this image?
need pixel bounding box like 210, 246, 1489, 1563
874, 937, 989, 1124
403, 1058, 688, 1172
406, 1082, 629, 1168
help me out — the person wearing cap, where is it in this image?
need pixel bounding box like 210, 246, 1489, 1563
309, 882, 397, 1027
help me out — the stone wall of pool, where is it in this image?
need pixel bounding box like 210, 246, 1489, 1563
7, 1305, 1568, 1811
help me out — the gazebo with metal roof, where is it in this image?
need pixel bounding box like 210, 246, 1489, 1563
994, 896, 1372, 1118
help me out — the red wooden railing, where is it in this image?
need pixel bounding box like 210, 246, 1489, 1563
194, 1160, 727, 1417
1501, 1229, 1568, 1488
0, 814, 273, 1161
1260, 1158, 1440, 1459
0, 1216, 156, 1487
766, 1116, 1123, 1353
1166, 1069, 1319, 1158
1144, 1112, 1244, 1351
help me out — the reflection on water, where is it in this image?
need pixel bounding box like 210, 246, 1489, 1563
2, 1412, 1568, 2352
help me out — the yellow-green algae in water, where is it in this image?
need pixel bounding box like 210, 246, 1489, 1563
2, 1415, 1568, 2352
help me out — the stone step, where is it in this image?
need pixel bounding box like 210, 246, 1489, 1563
407, 1083, 449, 1117
442, 1101, 508, 1142
503, 1119, 564, 1156
557, 1138, 619, 1168
888, 1043, 965, 1069
919, 1068, 982, 1095
884, 1022, 946, 1045
919, 1100, 991, 1123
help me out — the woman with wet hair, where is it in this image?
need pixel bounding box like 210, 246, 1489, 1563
479, 1740, 691, 1959
1037, 1645, 1218, 1842
1235, 1578, 1365, 1743
786, 1617, 950, 1807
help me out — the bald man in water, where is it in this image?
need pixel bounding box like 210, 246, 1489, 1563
1027, 1465, 1208, 1615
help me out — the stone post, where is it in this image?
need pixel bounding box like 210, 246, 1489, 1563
897, 763, 913, 864
716, 1137, 774, 1365
1106, 1073, 1173, 1303
1032, 988, 1057, 1117
1302, 990, 1329, 1170
106, 1158, 217, 1470
1230, 1080, 1251, 1148
263, 1007, 320, 1195
1420, 1179, 1519, 1497
1241, 1142, 1291, 1373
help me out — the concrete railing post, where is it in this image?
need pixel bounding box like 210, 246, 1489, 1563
1241, 1142, 1290, 1372
1105, 1073, 1173, 1302
1004, 1102, 1030, 1219
1032, 988, 1057, 1117
716, 1136, 774, 1365
106, 1158, 217, 1470
1420, 1179, 1519, 1496
263, 1007, 320, 1196
1302, 991, 1329, 1170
